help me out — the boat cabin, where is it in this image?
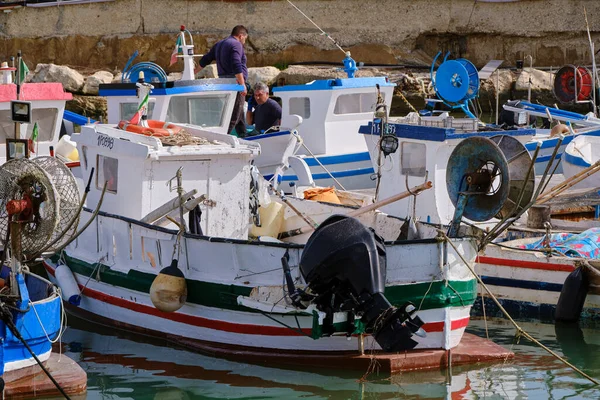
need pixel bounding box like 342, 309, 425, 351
360, 114, 536, 226
100, 78, 243, 136
0, 66, 72, 163
72, 123, 259, 239
273, 77, 395, 157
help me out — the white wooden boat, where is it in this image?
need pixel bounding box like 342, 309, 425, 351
358, 117, 600, 321
562, 134, 600, 190
42, 120, 480, 367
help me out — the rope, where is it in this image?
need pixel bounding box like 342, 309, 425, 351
286, 0, 347, 56
160, 129, 210, 146
437, 229, 599, 386
396, 90, 418, 113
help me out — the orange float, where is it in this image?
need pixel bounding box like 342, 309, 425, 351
118, 120, 182, 137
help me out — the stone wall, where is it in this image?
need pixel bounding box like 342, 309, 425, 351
0, 0, 598, 71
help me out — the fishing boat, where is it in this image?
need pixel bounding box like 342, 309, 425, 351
0, 154, 85, 394
0, 59, 75, 166
476, 233, 600, 321
562, 134, 600, 190
358, 112, 600, 322
40, 117, 512, 371
99, 27, 395, 190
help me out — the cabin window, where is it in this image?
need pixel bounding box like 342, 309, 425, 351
289, 97, 310, 119
0, 108, 57, 143
120, 102, 156, 121
401, 142, 426, 177
166, 95, 227, 127
96, 155, 119, 193
333, 93, 381, 115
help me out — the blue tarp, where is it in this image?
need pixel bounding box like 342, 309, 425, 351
521, 228, 600, 259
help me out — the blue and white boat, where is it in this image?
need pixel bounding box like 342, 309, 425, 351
0, 269, 62, 376
99, 27, 395, 190
504, 101, 600, 175
562, 134, 600, 189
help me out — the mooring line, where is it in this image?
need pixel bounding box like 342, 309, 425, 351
438, 230, 599, 386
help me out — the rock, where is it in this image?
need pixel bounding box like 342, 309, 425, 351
68, 94, 107, 123
515, 68, 553, 91
112, 72, 123, 83
247, 66, 280, 87
82, 71, 114, 95
196, 64, 218, 79
167, 72, 182, 81
31, 63, 85, 93
275, 65, 380, 86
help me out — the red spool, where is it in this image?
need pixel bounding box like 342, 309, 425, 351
553, 64, 593, 104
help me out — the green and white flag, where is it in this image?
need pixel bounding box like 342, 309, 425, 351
128, 92, 149, 125
19, 58, 29, 85
28, 122, 38, 153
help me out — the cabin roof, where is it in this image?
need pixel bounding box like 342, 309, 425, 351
99, 78, 243, 97
0, 83, 72, 102
273, 77, 395, 93
359, 121, 536, 142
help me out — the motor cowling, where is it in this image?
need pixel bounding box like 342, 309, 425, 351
299, 215, 425, 352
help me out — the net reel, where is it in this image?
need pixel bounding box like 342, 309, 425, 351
430, 51, 480, 118
553, 65, 593, 104
445, 135, 534, 236
0, 157, 80, 260
490, 135, 535, 219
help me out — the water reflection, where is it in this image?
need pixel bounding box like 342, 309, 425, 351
55, 317, 600, 400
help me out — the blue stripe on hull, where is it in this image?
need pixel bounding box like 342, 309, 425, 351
480, 276, 564, 292
563, 151, 592, 168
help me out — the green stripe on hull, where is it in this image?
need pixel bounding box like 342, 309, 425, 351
54, 254, 476, 312
385, 280, 477, 309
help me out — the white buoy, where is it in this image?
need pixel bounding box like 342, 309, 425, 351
55, 263, 81, 306
150, 259, 187, 312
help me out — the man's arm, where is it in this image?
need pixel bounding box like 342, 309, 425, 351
246, 110, 254, 125
195, 44, 216, 74
235, 72, 247, 97
231, 43, 247, 96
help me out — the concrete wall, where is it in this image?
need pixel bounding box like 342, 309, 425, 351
0, 0, 598, 71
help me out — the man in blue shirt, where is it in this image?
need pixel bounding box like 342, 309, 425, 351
246, 82, 282, 135
196, 25, 248, 137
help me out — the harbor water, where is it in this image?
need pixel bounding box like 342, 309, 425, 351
50, 316, 600, 399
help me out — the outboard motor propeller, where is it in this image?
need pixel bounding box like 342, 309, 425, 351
299, 215, 425, 352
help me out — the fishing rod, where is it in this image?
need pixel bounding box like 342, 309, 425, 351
286, 0, 347, 56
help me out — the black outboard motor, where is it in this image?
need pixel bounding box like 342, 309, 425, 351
299, 215, 425, 352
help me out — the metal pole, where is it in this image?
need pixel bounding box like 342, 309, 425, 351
495, 69, 499, 125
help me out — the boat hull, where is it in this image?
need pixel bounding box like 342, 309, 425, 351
477, 243, 600, 320
0, 273, 62, 375
44, 210, 477, 359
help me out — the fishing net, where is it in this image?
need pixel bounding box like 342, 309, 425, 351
160, 129, 211, 147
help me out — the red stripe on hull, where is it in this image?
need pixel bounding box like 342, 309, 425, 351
476, 255, 574, 272
44, 262, 467, 336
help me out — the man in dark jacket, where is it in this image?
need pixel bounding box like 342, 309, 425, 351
196, 25, 248, 136
246, 82, 282, 134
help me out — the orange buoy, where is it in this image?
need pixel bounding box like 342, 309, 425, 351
118, 120, 182, 137
550, 123, 570, 137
